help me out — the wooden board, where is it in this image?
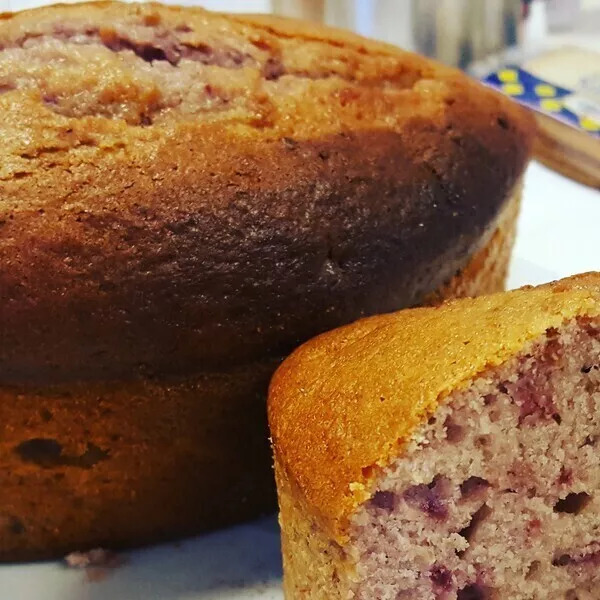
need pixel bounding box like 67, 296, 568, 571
524, 47, 600, 188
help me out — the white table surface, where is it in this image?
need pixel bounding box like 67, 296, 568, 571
2, 161, 600, 600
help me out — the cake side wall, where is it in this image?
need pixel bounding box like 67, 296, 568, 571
0, 130, 524, 384
427, 182, 522, 304
0, 360, 278, 560
0, 191, 520, 560
275, 458, 355, 600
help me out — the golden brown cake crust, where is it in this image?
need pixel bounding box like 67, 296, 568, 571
0, 193, 516, 560
0, 1, 534, 557
0, 0, 534, 383
268, 273, 600, 541
0, 360, 278, 561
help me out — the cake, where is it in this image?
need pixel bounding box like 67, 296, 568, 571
0, 1, 533, 559
270, 273, 600, 599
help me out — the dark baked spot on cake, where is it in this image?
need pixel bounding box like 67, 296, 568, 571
482, 394, 496, 406
496, 115, 509, 130
554, 554, 572, 567
14, 438, 109, 469
525, 560, 541, 580
19, 146, 63, 160
361, 465, 374, 479
6, 171, 31, 180
139, 114, 153, 126
15, 438, 63, 467
1, 515, 25, 535
251, 38, 271, 52
9, 517, 25, 535
582, 435, 596, 447
554, 492, 592, 515
71, 443, 110, 468
101, 31, 177, 65
552, 546, 600, 568
39, 408, 53, 422
475, 435, 490, 448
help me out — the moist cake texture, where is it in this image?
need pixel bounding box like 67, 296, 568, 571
0, 1, 533, 558
269, 274, 600, 599
352, 320, 600, 599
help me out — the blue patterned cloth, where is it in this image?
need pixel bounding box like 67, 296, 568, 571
483, 66, 600, 138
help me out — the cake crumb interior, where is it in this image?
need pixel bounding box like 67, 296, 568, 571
350, 317, 600, 600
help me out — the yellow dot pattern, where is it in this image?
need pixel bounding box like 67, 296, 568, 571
485, 66, 600, 138
540, 99, 563, 113
580, 117, 600, 132
502, 83, 524, 96
498, 69, 518, 83
534, 84, 556, 98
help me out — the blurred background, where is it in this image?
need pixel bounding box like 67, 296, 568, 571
3, 0, 599, 69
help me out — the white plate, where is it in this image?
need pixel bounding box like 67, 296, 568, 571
3, 161, 599, 600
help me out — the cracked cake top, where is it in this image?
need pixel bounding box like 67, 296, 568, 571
0, 2, 533, 384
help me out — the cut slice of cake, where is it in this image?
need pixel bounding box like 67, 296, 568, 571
269, 273, 600, 600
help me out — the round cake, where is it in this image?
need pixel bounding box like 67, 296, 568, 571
0, 1, 533, 559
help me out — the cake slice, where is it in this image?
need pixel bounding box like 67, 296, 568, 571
269, 273, 600, 600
